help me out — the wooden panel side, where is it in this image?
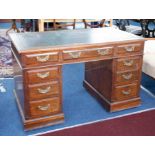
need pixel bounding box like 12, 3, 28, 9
84, 59, 113, 101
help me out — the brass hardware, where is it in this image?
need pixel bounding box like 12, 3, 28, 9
122, 73, 133, 80
69, 52, 81, 58
123, 60, 134, 66
98, 49, 110, 55
38, 104, 50, 111
124, 46, 135, 52
38, 86, 51, 94
36, 55, 50, 62
37, 72, 50, 79
122, 89, 131, 95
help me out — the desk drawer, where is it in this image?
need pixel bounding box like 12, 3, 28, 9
30, 97, 61, 117
28, 81, 60, 101
26, 67, 60, 84
63, 47, 113, 60
116, 56, 142, 72
117, 43, 143, 56
22, 52, 59, 67
113, 83, 138, 101
115, 70, 139, 85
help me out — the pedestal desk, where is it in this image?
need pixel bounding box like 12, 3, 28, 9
9, 27, 145, 130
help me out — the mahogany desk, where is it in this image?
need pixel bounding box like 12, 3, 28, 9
9, 27, 145, 130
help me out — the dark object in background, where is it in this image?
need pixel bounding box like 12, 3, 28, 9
114, 19, 130, 31
83, 19, 106, 28
140, 19, 155, 38
114, 19, 155, 38
114, 19, 142, 36
21, 19, 38, 32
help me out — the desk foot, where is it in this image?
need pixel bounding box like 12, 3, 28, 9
83, 80, 141, 112
13, 90, 64, 131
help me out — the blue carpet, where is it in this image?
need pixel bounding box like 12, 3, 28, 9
0, 63, 155, 136
141, 73, 155, 94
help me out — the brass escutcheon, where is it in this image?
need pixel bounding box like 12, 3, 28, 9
123, 60, 134, 66
69, 52, 81, 58
122, 89, 131, 95
38, 104, 50, 111
38, 86, 51, 94
98, 49, 110, 55
36, 55, 50, 62
124, 46, 135, 52
122, 73, 133, 80
37, 72, 50, 79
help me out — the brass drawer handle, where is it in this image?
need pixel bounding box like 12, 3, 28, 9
69, 52, 81, 58
123, 60, 134, 66
98, 49, 110, 55
124, 46, 135, 52
122, 89, 131, 95
38, 104, 50, 111
122, 73, 133, 80
36, 55, 50, 62
37, 72, 50, 79
38, 86, 51, 94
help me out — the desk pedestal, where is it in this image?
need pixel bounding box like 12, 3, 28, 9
84, 59, 142, 112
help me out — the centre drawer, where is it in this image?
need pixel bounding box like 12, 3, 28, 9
22, 52, 59, 67
116, 56, 142, 72
63, 47, 113, 61
26, 66, 60, 84
113, 83, 139, 101
30, 97, 61, 117
27, 81, 60, 101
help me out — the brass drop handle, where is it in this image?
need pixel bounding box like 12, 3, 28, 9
122, 89, 131, 95
69, 52, 81, 58
37, 72, 50, 79
124, 46, 135, 52
98, 49, 110, 55
122, 73, 133, 80
38, 86, 51, 94
36, 55, 50, 62
123, 60, 134, 66
38, 104, 50, 111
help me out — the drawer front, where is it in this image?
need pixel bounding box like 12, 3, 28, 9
116, 57, 141, 72
30, 97, 61, 117
115, 70, 139, 85
28, 81, 60, 101
23, 52, 59, 66
113, 83, 138, 101
117, 43, 143, 56
63, 47, 113, 60
26, 67, 60, 84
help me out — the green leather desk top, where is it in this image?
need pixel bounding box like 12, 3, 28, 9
9, 27, 144, 53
